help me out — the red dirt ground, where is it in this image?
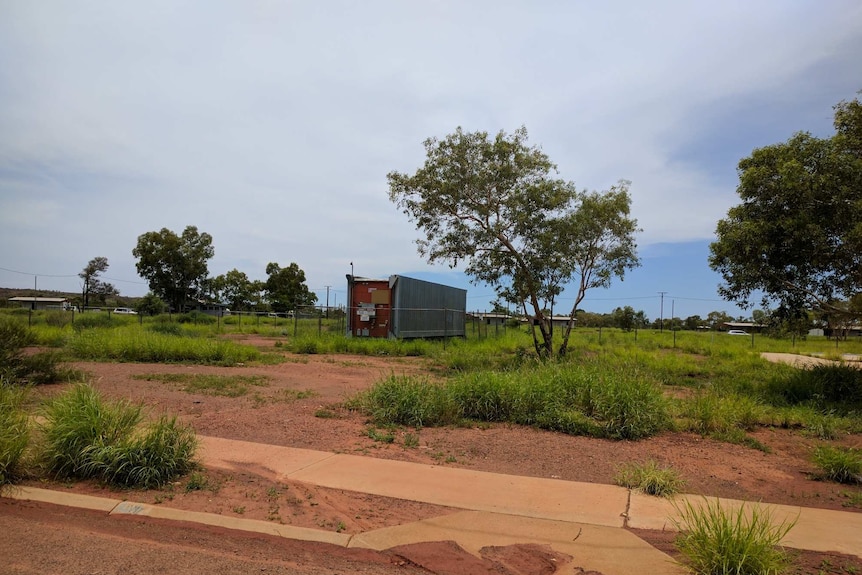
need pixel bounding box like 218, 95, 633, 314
9, 336, 862, 574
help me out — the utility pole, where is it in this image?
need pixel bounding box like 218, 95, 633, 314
658, 291, 667, 332
325, 285, 331, 318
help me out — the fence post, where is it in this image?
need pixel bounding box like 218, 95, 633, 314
318, 309, 322, 337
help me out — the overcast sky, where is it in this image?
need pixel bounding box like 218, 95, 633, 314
1, 1, 860, 319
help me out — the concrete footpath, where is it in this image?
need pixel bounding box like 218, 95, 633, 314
4, 435, 861, 575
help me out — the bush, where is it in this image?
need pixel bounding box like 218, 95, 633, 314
0, 385, 30, 484
812, 446, 862, 484
40, 383, 197, 488
673, 498, 796, 575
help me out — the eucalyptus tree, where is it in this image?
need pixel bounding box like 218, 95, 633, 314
709, 95, 862, 322
264, 262, 317, 313
79, 257, 116, 308
388, 127, 640, 357
212, 269, 256, 311
132, 225, 214, 312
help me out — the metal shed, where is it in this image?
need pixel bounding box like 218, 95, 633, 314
346, 274, 466, 339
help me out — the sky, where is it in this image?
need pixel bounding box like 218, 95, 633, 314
1, 1, 860, 322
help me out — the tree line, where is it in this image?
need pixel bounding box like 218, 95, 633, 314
78, 228, 317, 315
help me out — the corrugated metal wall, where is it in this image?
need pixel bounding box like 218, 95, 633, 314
389, 275, 467, 338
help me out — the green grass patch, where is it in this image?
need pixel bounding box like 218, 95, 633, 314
132, 373, 270, 397
351, 360, 671, 440
40, 383, 197, 488
614, 459, 684, 497
67, 327, 260, 365
811, 446, 862, 484
673, 498, 796, 575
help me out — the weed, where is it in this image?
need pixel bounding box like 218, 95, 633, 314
812, 446, 862, 484
614, 460, 684, 497
841, 490, 862, 508
336, 520, 347, 532
365, 427, 395, 444
673, 498, 796, 575
185, 471, 209, 492
232, 506, 246, 514
403, 432, 419, 448
132, 373, 270, 397
314, 408, 338, 419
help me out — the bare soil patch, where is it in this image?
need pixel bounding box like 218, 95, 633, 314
15, 339, 862, 574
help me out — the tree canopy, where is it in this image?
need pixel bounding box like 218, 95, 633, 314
264, 262, 317, 313
388, 126, 640, 357
79, 257, 117, 308
132, 226, 214, 312
212, 269, 261, 311
709, 95, 862, 321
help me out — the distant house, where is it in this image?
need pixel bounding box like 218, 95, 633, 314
187, 300, 230, 316
522, 315, 576, 330
468, 312, 512, 328
9, 296, 69, 311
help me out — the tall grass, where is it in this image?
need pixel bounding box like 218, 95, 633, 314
673, 499, 796, 575
40, 383, 197, 488
0, 384, 30, 484
764, 364, 862, 414
352, 360, 671, 440
67, 327, 259, 364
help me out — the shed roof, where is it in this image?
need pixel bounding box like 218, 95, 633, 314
9, 297, 68, 303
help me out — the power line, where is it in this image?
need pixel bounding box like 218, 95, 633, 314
0, 266, 77, 278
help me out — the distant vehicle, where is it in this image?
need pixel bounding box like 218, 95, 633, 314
267, 312, 278, 318
727, 329, 748, 335
113, 307, 137, 315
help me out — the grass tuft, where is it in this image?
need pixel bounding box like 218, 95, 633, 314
811, 446, 862, 484
614, 459, 684, 497
673, 498, 796, 575
40, 383, 197, 488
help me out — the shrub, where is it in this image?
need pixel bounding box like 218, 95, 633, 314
615, 460, 684, 497
40, 383, 197, 488
812, 446, 862, 484
0, 385, 30, 484
673, 498, 796, 575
